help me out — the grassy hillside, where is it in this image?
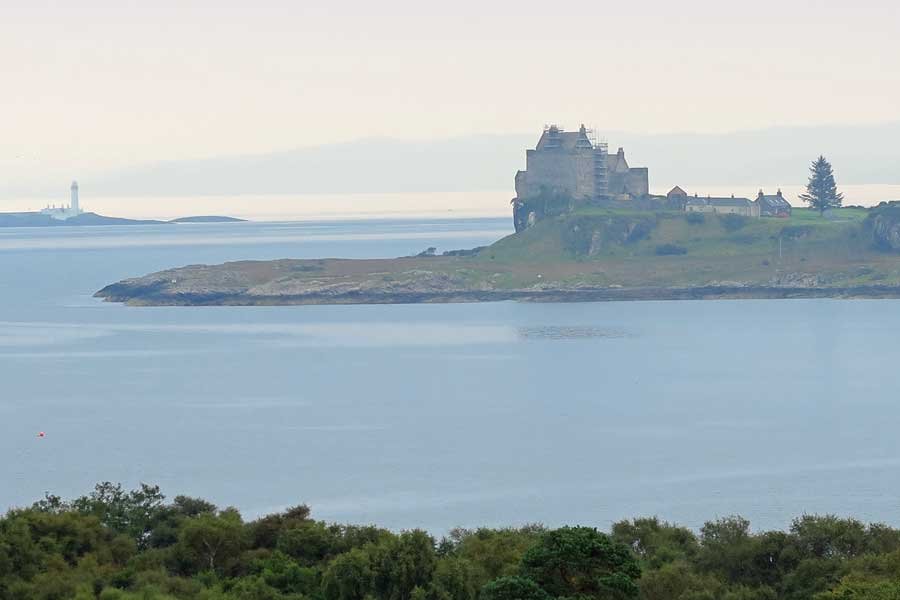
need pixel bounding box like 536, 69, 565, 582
97, 206, 900, 306
490, 208, 869, 260
476, 207, 900, 289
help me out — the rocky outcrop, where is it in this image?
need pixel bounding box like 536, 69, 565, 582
95, 256, 900, 306
867, 203, 900, 252
563, 214, 656, 257
96, 278, 900, 307
768, 272, 825, 288
94, 259, 491, 306
511, 189, 574, 232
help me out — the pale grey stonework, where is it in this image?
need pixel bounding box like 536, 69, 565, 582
514, 125, 649, 203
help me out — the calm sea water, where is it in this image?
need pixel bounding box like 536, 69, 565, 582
3, 217, 900, 533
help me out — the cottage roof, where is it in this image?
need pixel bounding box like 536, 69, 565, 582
757, 192, 792, 210
714, 197, 754, 207
668, 186, 688, 197
685, 196, 754, 207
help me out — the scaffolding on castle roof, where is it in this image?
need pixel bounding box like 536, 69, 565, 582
589, 125, 610, 201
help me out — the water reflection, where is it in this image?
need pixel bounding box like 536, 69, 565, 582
518, 326, 628, 340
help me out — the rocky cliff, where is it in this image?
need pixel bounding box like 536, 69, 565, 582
866, 202, 900, 252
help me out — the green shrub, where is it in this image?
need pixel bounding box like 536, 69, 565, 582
626, 220, 654, 243
655, 244, 688, 256
686, 212, 705, 225
720, 214, 749, 232
780, 225, 814, 240
481, 577, 549, 600
732, 233, 761, 245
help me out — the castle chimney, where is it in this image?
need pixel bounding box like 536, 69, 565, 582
776, 189, 783, 198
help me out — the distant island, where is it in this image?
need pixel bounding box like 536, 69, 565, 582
96, 202, 900, 306
0, 212, 247, 228
0, 181, 247, 228
0, 212, 166, 228
96, 127, 900, 306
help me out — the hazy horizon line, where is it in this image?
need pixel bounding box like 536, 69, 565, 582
4, 120, 900, 201
90, 119, 900, 164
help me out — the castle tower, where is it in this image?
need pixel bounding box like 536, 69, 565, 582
70, 181, 80, 214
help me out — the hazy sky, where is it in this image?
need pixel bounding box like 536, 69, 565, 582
3, 0, 899, 185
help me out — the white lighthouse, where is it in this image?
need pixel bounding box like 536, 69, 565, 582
41, 181, 84, 220
70, 181, 80, 214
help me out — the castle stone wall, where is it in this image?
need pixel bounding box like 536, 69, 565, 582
521, 148, 595, 200
514, 127, 649, 204
625, 168, 649, 197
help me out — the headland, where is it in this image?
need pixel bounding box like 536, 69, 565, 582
94, 125, 900, 306
95, 203, 900, 306
1, 181, 247, 228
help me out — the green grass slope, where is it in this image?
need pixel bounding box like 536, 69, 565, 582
97, 206, 900, 305
478, 207, 900, 289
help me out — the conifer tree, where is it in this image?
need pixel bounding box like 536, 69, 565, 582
799, 156, 843, 214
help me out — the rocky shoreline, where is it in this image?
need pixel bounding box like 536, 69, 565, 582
95, 281, 900, 306
94, 205, 900, 307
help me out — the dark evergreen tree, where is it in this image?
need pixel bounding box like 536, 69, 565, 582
480, 576, 550, 600
799, 156, 843, 214
521, 526, 641, 599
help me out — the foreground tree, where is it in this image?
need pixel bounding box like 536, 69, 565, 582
520, 526, 641, 599
19, 482, 900, 600
799, 156, 843, 214
177, 508, 247, 574
430, 556, 478, 600
480, 576, 550, 600
449, 526, 546, 589
322, 548, 375, 600
372, 530, 437, 600
611, 517, 699, 567
820, 576, 900, 600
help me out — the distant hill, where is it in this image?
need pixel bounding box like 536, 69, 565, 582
613, 123, 900, 186
0, 213, 59, 227
0, 212, 246, 228
0, 212, 169, 227
65, 213, 168, 226
6, 123, 900, 200
82, 135, 532, 196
